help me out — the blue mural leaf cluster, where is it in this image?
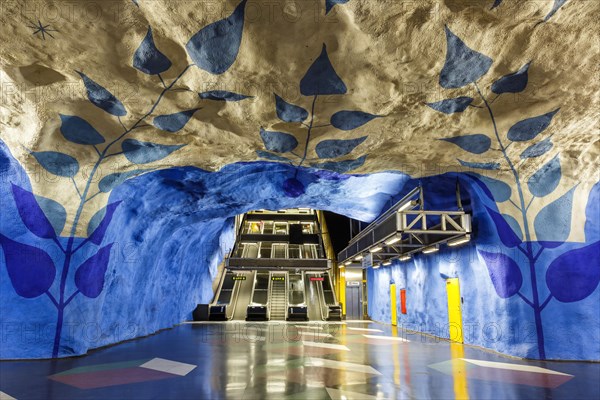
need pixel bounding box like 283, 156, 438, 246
59, 114, 105, 145
0, 234, 56, 299
75, 244, 113, 299
534, 186, 575, 245
479, 249, 523, 298
310, 155, 366, 173
259, 128, 298, 153
458, 159, 500, 170
153, 109, 200, 133
76, 71, 127, 116
544, 0, 568, 22
11, 184, 57, 239
199, 91, 252, 101
491, 0, 503, 9
122, 139, 185, 164
99, 169, 152, 193
35, 195, 67, 236
520, 138, 553, 159
440, 26, 493, 89
467, 174, 512, 202
300, 44, 347, 96
330, 111, 380, 131
325, 0, 349, 14
502, 213, 524, 241
441, 134, 491, 154
426, 97, 473, 114
527, 155, 561, 197
87, 201, 122, 245
315, 137, 367, 159
30, 151, 79, 178
491, 63, 530, 94
185, 0, 247, 75
507, 109, 560, 142
255, 150, 292, 162
485, 205, 522, 247
133, 27, 172, 75
275, 94, 308, 123
546, 241, 600, 303
283, 177, 306, 198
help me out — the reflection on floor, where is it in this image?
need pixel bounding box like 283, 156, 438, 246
1, 321, 599, 399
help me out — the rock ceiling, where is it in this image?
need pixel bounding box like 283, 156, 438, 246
0, 0, 598, 236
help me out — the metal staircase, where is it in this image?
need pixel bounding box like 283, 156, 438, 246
269, 278, 287, 320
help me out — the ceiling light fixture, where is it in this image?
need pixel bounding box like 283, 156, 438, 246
398, 200, 418, 212
448, 235, 471, 247
373, 263, 380, 269
382, 260, 392, 266
385, 235, 401, 245
355, 255, 364, 261
399, 254, 411, 261
369, 246, 383, 253
422, 245, 439, 254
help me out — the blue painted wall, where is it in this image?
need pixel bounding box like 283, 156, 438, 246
367, 175, 600, 361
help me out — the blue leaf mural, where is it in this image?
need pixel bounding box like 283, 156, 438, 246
87, 206, 107, 237
35, 195, 67, 236
185, 0, 247, 75
259, 128, 298, 153
507, 109, 560, 142
527, 154, 561, 197
546, 241, 600, 303
76, 71, 127, 116
315, 136, 367, 159
479, 250, 523, 298
11, 184, 58, 239
74, 244, 113, 299
458, 159, 500, 170
310, 156, 366, 173
491, 0, 503, 9
441, 134, 491, 154
325, 0, 349, 14
274, 94, 308, 123
503, 213, 524, 242
122, 139, 185, 164
534, 186, 575, 245
300, 44, 347, 96
99, 169, 152, 193
426, 97, 473, 114
485, 205, 522, 247
153, 109, 200, 133
87, 201, 122, 245
491, 62, 530, 94
31, 151, 79, 178
59, 114, 105, 145
283, 177, 306, 198
330, 111, 380, 131
439, 26, 493, 89
544, 0, 568, 22
256, 150, 292, 162
467, 173, 512, 202
133, 27, 172, 75
199, 91, 252, 101
0, 234, 56, 299
520, 138, 553, 159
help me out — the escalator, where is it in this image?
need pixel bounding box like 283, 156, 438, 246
269, 273, 287, 320
231, 271, 255, 320
209, 270, 256, 320
305, 273, 327, 321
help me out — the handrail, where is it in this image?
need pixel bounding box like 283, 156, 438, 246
315, 278, 326, 321
210, 269, 229, 306
248, 270, 257, 306
226, 277, 241, 320
284, 271, 289, 320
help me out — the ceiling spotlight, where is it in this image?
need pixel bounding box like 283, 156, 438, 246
344, 260, 352, 266
399, 254, 411, 261
355, 255, 364, 261
448, 235, 471, 247
385, 235, 401, 245
382, 260, 392, 266
369, 246, 383, 253
373, 263, 380, 269
422, 245, 439, 254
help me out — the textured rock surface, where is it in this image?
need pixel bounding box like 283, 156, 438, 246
0, 0, 599, 360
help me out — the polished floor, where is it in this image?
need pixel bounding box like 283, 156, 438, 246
1, 321, 598, 399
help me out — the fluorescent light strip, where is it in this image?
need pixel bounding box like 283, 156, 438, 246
399, 254, 411, 261
448, 235, 470, 247
422, 245, 439, 254
369, 246, 383, 253
382, 260, 392, 266
385, 235, 401, 245
354, 255, 363, 261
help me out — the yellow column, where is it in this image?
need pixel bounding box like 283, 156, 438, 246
390, 283, 397, 326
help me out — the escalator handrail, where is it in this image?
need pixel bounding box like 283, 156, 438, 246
315, 278, 326, 321
210, 269, 230, 306
226, 277, 242, 320
284, 271, 289, 320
